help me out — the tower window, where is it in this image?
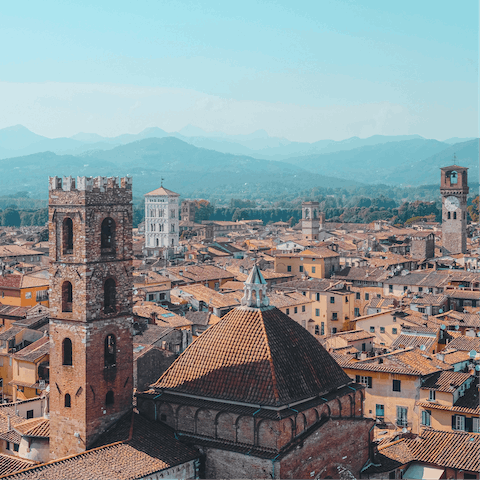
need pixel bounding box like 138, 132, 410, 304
62, 281, 73, 312
62, 217, 74, 254
448, 212, 451, 219
453, 212, 456, 220
106, 390, 114, 405
65, 393, 71, 408
104, 278, 116, 314
104, 335, 116, 368
101, 217, 116, 253
62, 338, 73, 366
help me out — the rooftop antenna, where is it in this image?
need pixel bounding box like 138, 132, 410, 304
161, 177, 164, 187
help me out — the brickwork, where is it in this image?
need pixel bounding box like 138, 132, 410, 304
181, 200, 196, 223
411, 234, 435, 260
48, 176, 134, 460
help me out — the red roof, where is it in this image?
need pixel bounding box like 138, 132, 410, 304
152, 305, 352, 406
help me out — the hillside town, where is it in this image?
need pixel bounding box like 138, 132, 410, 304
0, 165, 475, 479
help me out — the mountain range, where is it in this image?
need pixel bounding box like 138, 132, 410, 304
0, 125, 477, 199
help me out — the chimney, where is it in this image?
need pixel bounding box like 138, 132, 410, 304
7, 415, 10, 431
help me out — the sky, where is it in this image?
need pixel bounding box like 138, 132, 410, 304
1, 0, 478, 142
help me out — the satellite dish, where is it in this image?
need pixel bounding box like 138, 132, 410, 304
476, 365, 480, 372
477, 332, 480, 337
402, 428, 407, 434
440, 324, 446, 330
439, 309, 443, 313
469, 350, 477, 359
420, 345, 426, 351
455, 325, 460, 330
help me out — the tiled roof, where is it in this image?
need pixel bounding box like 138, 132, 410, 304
446, 336, 480, 352
152, 305, 352, 407
440, 349, 470, 365
420, 370, 472, 392
391, 335, 436, 351
331, 330, 375, 342
268, 292, 313, 309
15, 418, 49, 438
144, 186, 179, 196
0, 327, 24, 342
131, 324, 174, 346
0, 306, 28, 319
13, 336, 49, 363
165, 265, 234, 283
133, 302, 192, 328
5, 412, 199, 480
0, 455, 35, 477
0, 431, 21, 444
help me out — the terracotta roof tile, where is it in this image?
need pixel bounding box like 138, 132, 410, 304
420, 370, 472, 392
152, 305, 352, 407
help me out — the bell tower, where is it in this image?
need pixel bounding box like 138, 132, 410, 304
440, 164, 468, 254
48, 176, 133, 460
302, 201, 320, 240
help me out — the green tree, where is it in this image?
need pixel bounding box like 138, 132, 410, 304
3, 208, 21, 227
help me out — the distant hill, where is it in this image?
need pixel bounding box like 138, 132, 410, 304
0, 137, 359, 199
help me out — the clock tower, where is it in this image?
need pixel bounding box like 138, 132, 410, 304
440, 164, 468, 254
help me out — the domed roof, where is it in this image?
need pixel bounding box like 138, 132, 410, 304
151, 304, 352, 407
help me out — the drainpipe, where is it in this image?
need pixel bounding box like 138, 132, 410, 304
153, 393, 163, 421
271, 453, 280, 479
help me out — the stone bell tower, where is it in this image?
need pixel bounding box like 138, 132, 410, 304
440, 165, 468, 254
48, 176, 133, 460
302, 201, 320, 240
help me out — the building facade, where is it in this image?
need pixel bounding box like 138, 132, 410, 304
48, 176, 134, 460
144, 186, 180, 250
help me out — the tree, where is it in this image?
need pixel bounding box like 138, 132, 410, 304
2, 208, 21, 227
194, 200, 214, 222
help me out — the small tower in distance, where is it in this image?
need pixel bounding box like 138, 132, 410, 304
144, 183, 180, 254
48, 176, 134, 460
181, 200, 196, 223
440, 164, 468, 254
302, 201, 320, 240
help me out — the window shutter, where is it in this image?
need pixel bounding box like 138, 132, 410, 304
356, 375, 360, 383
452, 415, 456, 430
466, 417, 473, 432
368, 377, 373, 389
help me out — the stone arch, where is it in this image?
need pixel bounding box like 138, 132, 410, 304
305, 407, 319, 426
62, 338, 73, 366
195, 408, 215, 437
256, 419, 278, 449
157, 402, 175, 428
277, 417, 294, 446
215, 411, 236, 440
318, 403, 331, 419
62, 217, 74, 254
176, 405, 196, 433
61, 281, 73, 312
295, 413, 307, 436
235, 415, 254, 444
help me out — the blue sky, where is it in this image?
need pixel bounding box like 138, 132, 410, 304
1, 0, 478, 141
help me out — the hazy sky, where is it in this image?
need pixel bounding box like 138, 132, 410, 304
1, 0, 478, 142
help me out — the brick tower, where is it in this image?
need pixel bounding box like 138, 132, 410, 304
440, 165, 468, 254
302, 201, 320, 240
48, 176, 134, 460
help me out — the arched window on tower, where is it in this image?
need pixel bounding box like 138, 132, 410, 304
104, 334, 116, 368
453, 212, 457, 220
450, 171, 458, 185
101, 217, 116, 255
448, 212, 451, 220
104, 278, 116, 314
62, 338, 73, 365
62, 217, 73, 254
62, 281, 73, 312
106, 391, 114, 406
65, 393, 71, 408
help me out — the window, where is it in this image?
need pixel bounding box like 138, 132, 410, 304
403, 286, 408, 292
106, 390, 114, 405
376, 404, 385, 417
396, 406, 408, 426
61, 281, 73, 312
332, 327, 337, 334
287, 265, 292, 272
101, 217, 116, 252
354, 308, 360, 317
302, 305, 305, 312
473, 418, 480, 433
26, 410, 33, 419
214, 282, 220, 291
104, 334, 116, 368
63, 338, 73, 366
294, 307, 298, 314
36, 290, 48, 302
104, 278, 116, 314
418, 287, 423, 293
392, 328, 398, 334
393, 380, 401, 392
365, 293, 369, 300
315, 325, 320, 335
447, 211, 451, 219
428, 288, 433, 293
63, 217, 74, 254
321, 322, 325, 335
330, 296, 335, 304
356, 292, 360, 300
370, 326, 375, 333
332, 312, 338, 320
13, 443, 19, 452
25, 292, 32, 299
421, 410, 431, 426
356, 375, 372, 388
316, 293, 320, 301
315, 308, 320, 317
312, 266, 316, 273
389, 285, 393, 292
286, 308, 290, 315
299, 266, 304, 273
429, 390, 436, 401
65, 394, 71, 408
361, 343, 366, 351
452, 415, 465, 431
380, 327, 385, 333
453, 212, 457, 220
6, 441, 9, 450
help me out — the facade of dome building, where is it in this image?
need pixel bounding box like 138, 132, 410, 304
137, 265, 375, 479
